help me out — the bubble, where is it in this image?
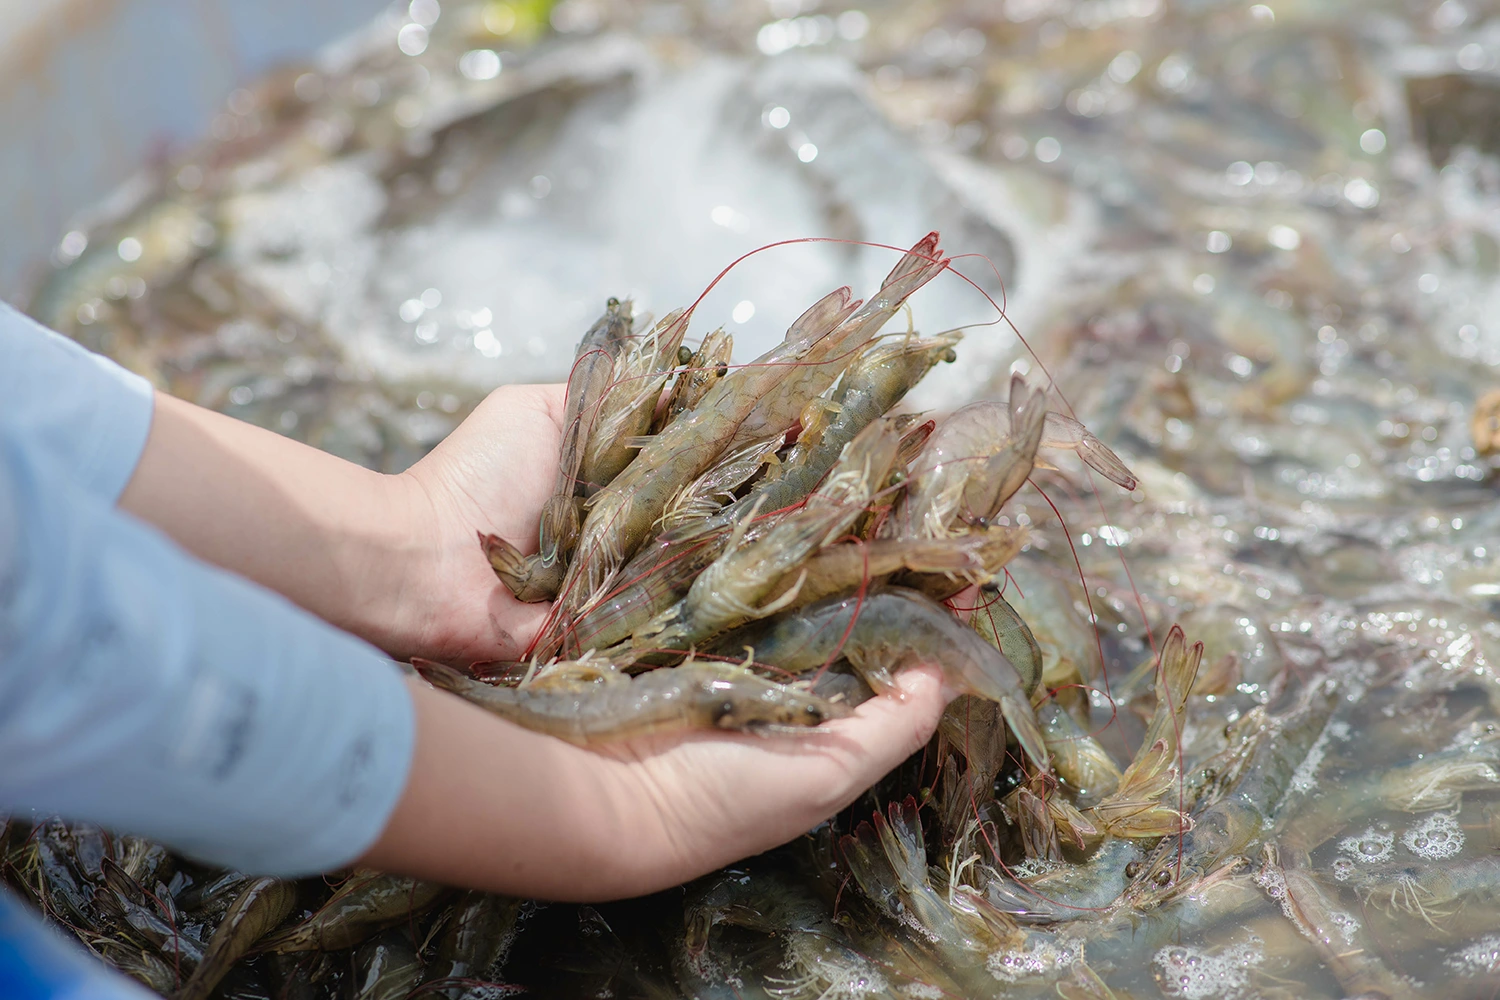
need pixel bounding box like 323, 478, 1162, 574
1450, 934, 1500, 976
1403, 812, 1464, 859
1339, 828, 1395, 863
1153, 938, 1263, 999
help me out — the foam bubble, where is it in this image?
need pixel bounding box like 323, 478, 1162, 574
1153, 938, 1263, 999
1403, 811, 1465, 859
1448, 934, 1500, 976
987, 936, 1081, 983
1338, 827, 1395, 863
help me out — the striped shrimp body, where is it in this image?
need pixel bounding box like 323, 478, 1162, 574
713, 587, 1050, 770
550, 312, 960, 656
415, 659, 846, 745
559, 234, 949, 615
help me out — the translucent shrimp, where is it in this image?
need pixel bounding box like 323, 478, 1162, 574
714, 587, 1050, 770
578, 306, 692, 494
1091, 626, 1203, 840
257, 873, 448, 953
685, 866, 902, 1000
763, 525, 1027, 612
552, 322, 959, 655
1040, 701, 1123, 803
641, 418, 901, 652
889, 375, 1050, 540
485, 298, 634, 602
1264, 846, 1423, 1000
415, 659, 846, 745
177, 877, 297, 1000
660, 327, 732, 428
561, 234, 948, 611
1121, 677, 1338, 908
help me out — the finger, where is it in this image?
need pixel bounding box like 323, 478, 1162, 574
817, 663, 953, 781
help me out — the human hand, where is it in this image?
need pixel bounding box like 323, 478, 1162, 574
360, 664, 954, 901
385, 383, 567, 664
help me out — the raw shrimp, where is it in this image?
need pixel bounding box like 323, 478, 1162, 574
890, 375, 1049, 540
1091, 627, 1202, 839
578, 307, 692, 494
660, 327, 732, 427
415, 659, 846, 745
486, 298, 634, 602
424, 891, 522, 996
560, 234, 948, 610
712, 587, 1050, 770
257, 873, 448, 953
1122, 677, 1337, 907
765, 525, 1026, 613
177, 877, 297, 1000
552, 323, 959, 655
642, 418, 901, 651
1266, 846, 1424, 1000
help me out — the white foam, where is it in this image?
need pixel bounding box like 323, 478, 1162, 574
1153, 938, 1264, 999
986, 935, 1080, 983
1338, 827, 1396, 864
1448, 934, 1500, 976
1403, 811, 1465, 859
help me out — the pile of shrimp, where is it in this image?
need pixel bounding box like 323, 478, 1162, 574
424, 232, 1136, 764
14, 235, 1500, 1000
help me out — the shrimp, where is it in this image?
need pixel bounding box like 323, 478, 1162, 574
424, 891, 522, 997
970, 586, 1045, 698
889, 375, 1050, 540
1121, 677, 1337, 908
561, 234, 948, 611
660, 327, 732, 427
685, 865, 902, 1000
1091, 627, 1202, 839
766, 525, 1027, 616
1040, 701, 1123, 803
552, 327, 958, 655
351, 930, 425, 1000
713, 587, 1050, 770
486, 298, 634, 602
1266, 846, 1424, 1000
176, 877, 298, 1000
642, 418, 901, 652
415, 659, 846, 745
257, 872, 448, 953
840, 797, 1022, 963
1280, 727, 1500, 853
578, 306, 692, 494
725, 235, 951, 451
559, 286, 857, 612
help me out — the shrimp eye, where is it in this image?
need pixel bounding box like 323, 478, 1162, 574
715, 362, 729, 378
940, 348, 957, 363
1124, 861, 1143, 879
713, 700, 737, 726
677, 345, 695, 366
1152, 869, 1173, 887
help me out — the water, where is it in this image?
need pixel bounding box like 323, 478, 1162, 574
18, 0, 1500, 996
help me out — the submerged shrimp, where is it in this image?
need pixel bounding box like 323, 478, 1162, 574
415, 659, 847, 745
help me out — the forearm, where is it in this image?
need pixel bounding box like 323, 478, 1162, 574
359, 666, 952, 902
358, 680, 674, 902
118, 392, 430, 658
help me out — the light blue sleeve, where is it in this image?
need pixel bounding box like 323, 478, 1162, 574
0, 300, 155, 502
0, 303, 416, 875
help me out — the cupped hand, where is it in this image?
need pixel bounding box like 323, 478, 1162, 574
362, 663, 954, 901
391, 383, 568, 665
